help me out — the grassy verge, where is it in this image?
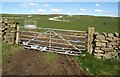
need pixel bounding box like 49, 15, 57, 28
76, 52, 120, 76
2, 43, 21, 64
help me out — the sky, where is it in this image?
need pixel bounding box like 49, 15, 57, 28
1, 2, 119, 17
1, 0, 120, 2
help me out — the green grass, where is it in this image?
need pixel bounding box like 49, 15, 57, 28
76, 52, 120, 76
1, 14, 119, 33
44, 52, 57, 63
2, 42, 21, 64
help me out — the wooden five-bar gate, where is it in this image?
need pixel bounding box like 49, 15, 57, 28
20, 27, 88, 56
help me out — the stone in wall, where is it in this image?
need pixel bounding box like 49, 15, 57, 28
94, 50, 104, 53
102, 32, 108, 37
117, 50, 120, 53
101, 48, 115, 52
107, 42, 118, 46
103, 54, 112, 59
106, 37, 114, 42
108, 33, 114, 38
106, 45, 113, 48
113, 37, 119, 41
103, 52, 118, 59
95, 42, 106, 47
114, 47, 118, 50
95, 47, 101, 50
101, 40, 108, 43
94, 39, 99, 42
96, 35, 105, 40
95, 39, 108, 43
114, 32, 119, 37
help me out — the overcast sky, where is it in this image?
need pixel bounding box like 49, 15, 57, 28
1, 2, 119, 17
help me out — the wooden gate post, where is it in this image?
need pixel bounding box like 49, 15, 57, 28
87, 27, 95, 54
15, 23, 20, 44
49, 30, 52, 51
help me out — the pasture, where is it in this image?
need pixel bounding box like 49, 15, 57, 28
1, 14, 120, 76
2, 14, 119, 33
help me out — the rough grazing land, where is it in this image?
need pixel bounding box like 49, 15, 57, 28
2, 49, 86, 76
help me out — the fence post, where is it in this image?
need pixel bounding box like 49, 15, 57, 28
87, 27, 95, 54
49, 30, 52, 51
15, 23, 20, 44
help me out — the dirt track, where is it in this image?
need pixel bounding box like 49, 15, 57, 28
2, 49, 86, 76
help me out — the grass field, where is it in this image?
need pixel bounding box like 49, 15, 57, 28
1, 14, 119, 33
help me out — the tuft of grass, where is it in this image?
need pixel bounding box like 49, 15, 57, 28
76, 52, 120, 76
44, 52, 57, 63
2, 42, 21, 64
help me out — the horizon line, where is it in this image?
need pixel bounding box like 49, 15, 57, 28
0, 13, 119, 17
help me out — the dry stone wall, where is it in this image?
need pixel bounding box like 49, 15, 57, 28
0, 20, 19, 44
92, 32, 120, 59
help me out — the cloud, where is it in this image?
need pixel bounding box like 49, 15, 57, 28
95, 9, 102, 12
50, 9, 61, 13
96, 4, 100, 7
37, 9, 46, 13
44, 4, 50, 7
18, 2, 39, 8
80, 8, 86, 12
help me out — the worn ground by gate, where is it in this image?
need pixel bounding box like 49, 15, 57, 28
3, 49, 86, 75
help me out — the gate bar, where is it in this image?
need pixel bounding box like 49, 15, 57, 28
52, 30, 81, 52
37, 27, 86, 33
